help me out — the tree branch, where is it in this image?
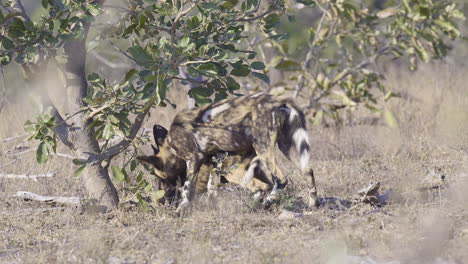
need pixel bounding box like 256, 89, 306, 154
311, 44, 392, 103
238, 8, 273, 22
180, 59, 213, 66
293, 4, 329, 98
171, 76, 208, 84
91, 110, 147, 163
12, 0, 30, 22
171, 1, 198, 43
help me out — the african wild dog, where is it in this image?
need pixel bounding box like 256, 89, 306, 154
138, 125, 271, 203
143, 93, 318, 213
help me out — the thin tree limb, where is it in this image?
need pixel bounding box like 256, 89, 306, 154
91, 110, 148, 163
12, 0, 30, 22
310, 44, 392, 104
180, 59, 213, 66
293, 4, 329, 98
238, 8, 273, 22
171, 76, 208, 84
171, 1, 198, 43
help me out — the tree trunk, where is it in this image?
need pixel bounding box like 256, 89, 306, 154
62, 22, 119, 209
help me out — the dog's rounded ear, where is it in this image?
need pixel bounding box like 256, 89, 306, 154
153, 125, 168, 146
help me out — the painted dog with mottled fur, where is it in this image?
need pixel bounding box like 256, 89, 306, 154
138, 128, 270, 204
141, 93, 318, 212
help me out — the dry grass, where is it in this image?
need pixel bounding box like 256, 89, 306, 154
1, 63, 468, 264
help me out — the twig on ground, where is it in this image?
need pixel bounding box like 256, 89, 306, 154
1, 133, 27, 142
1, 172, 55, 181
14, 191, 81, 205
4, 147, 75, 160
0, 64, 6, 114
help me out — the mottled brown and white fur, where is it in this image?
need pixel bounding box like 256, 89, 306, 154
141, 93, 318, 212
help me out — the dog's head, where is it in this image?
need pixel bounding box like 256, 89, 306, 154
138, 125, 187, 189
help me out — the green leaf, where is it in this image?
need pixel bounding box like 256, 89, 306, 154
215, 91, 228, 102
189, 86, 214, 97
251, 72, 270, 84
180, 36, 190, 48
102, 123, 114, 140
189, 87, 213, 105
36, 142, 49, 164
130, 160, 137, 172
151, 190, 165, 202
74, 165, 86, 177
383, 110, 398, 128
111, 165, 126, 183
413, 41, 430, 63
263, 14, 280, 33
312, 110, 323, 126
87, 4, 101, 16
434, 19, 460, 37
450, 9, 465, 20
41, 0, 49, 8
200, 2, 218, 10
251, 61, 265, 70
73, 159, 87, 165
136, 171, 143, 183
128, 46, 154, 67
231, 64, 250, 77
332, 91, 356, 106
144, 183, 152, 192
296, 0, 315, 7
275, 60, 301, 71
226, 77, 240, 91
137, 13, 145, 29
402, 0, 411, 13
364, 104, 381, 113
196, 63, 219, 77
124, 69, 138, 82
248, 52, 257, 59
384, 91, 395, 102
1, 37, 15, 50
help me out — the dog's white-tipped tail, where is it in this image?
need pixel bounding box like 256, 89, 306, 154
293, 128, 311, 171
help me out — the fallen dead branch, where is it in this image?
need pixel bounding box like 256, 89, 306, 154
1, 133, 27, 142
4, 146, 74, 160
0, 172, 55, 181
14, 191, 81, 205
